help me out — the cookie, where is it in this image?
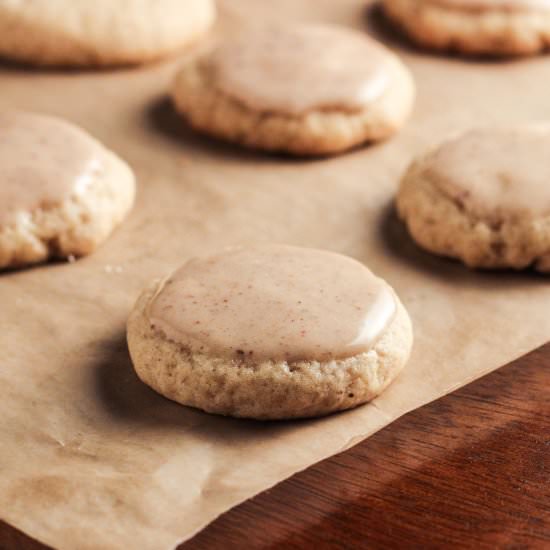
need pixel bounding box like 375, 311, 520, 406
0, 111, 135, 270
0, 0, 215, 67
127, 245, 413, 420
397, 125, 550, 271
382, 0, 550, 56
171, 23, 415, 156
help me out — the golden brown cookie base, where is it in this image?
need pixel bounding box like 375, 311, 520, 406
127, 281, 413, 420
0, 151, 135, 269
397, 155, 550, 272
171, 54, 415, 156
0, 0, 215, 67
383, 0, 550, 56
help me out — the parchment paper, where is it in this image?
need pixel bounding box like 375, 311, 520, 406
1, 1, 549, 548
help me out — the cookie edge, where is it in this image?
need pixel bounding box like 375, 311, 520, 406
127, 278, 413, 420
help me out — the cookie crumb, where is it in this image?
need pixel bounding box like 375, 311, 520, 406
104, 264, 123, 274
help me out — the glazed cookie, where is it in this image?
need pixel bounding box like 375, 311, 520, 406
397, 125, 550, 271
127, 245, 413, 420
171, 23, 415, 156
0, 0, 215, 67
0, 111, 135, 269
382, 0, 550, 56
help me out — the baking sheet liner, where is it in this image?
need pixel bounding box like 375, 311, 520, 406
1, 1, 549, 548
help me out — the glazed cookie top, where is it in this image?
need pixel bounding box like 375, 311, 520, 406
0, 111, 104, 225
147, 245, 397, 362
209, 24, 393, 115
423, 125, 550, 219
429, 0, 550, 11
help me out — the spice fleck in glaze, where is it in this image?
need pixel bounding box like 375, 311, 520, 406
210, 24, 393, 115
425, 126, 550, 220
148, 245, 397, 363
0, 111, 104, 226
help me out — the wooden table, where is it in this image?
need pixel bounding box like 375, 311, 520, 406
2, 344, 549, 549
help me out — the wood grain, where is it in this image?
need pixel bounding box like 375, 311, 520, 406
2, 344, 549, 550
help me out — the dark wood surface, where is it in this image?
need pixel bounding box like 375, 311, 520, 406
2, 344, 549, 550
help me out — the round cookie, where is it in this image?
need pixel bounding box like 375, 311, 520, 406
127, 245, 413, 420
0, 111, 135, 269
171, 23, 415, 156
0, 0, 215, 67
397, 125, 550, 271
382, 0, 550, 56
